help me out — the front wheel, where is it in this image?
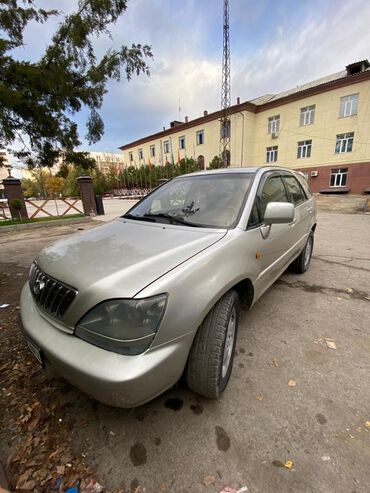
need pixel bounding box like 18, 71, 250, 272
290, 231, 314, 274
186, 290, 239, 399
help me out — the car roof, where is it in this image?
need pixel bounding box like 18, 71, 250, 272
180, 166, 297, 178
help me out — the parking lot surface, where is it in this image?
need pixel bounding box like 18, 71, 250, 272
0, 212, 369, 492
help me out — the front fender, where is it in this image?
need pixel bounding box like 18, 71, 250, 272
135, 229, 259, 348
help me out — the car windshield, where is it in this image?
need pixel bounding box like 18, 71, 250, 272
124, 173, 254, 229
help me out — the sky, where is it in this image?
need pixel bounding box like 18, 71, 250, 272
7, 0, 370, 162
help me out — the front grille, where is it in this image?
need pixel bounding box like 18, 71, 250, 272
29, 263, 77, 318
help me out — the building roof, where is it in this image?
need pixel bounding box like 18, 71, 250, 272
250, 70, 349, 105
119, 61, 370, 151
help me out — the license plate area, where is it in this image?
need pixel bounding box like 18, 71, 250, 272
26, 336, 45, 368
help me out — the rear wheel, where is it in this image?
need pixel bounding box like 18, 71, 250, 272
290, 231, 314, 274
186, 290, 239, 398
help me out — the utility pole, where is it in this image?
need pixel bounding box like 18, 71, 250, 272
219, 0, 231, 167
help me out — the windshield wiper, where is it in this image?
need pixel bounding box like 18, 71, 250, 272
123, 213, 156, 222
143, 213, 201, 227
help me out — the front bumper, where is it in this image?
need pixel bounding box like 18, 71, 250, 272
20, 284, 193, 407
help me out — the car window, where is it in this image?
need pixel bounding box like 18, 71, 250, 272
295, 173, 313, 198
248, 201, 260, 228
283, 175, 306, 206
258, 175, 289, 219
126, 173, 254, 229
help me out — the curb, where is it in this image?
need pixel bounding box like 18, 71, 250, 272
0, 216, 93, 233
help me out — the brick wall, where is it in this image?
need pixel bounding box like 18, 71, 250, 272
295, 162, 370, 194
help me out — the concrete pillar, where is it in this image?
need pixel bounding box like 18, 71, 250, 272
2, 176, 29, 219
77, 176, 97, 215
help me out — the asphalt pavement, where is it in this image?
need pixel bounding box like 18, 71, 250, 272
0, 212, 369, 493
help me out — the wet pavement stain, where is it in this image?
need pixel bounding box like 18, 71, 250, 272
134, 411, 146, 422
316, 413, 327, 425
130, 442, 147, 466
164, 398, 183, 411
154, 437, 161, 446
277, 278, 370, 301
239, 347, 246, 353
238, 362, 245, 368
190, 404, 203, 415
248, 352, 254, 357
215, 426, 230, 451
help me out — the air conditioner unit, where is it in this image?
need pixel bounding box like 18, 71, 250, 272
311, 170, 318, 177
271, 132, 279, 139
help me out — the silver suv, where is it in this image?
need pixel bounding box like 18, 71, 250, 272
20, 167, 316, 407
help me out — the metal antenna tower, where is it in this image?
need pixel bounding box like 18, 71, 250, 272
220, 0, 231, 167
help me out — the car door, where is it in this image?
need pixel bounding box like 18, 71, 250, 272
248, 172, 295, 299
281, 173, 311, 254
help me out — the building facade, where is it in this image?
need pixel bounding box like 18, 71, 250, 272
119, 60, 370, 194
87, 151, 125, 173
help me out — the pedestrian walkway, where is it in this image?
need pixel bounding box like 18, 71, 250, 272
93, 198, 138, 222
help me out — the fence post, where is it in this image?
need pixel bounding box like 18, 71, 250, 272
77, 176, 97, 215
2, 176, 29, 219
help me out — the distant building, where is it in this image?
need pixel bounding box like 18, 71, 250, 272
119, 60, 370, 194
21, 151, 125, 179
88, 151, 125, 173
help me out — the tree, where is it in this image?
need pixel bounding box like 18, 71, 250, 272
0, 1, 152, 169
208, 156, 224, 169
45, 176, 65, 196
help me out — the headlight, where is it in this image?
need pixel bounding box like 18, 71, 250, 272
75, 295, 167, 355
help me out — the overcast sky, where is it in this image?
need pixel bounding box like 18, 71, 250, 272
11, 0, 370, 155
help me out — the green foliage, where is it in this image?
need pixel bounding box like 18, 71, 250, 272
9, 197, 23, 220
61, 166, 85, 197
9, 198, 23, 210
208, 156, 224, 169
22, 177, 40, 198
93, 169, 109, 195
0, 214, 83, 227
0, 1, 152, 164
63, 151, 96, 172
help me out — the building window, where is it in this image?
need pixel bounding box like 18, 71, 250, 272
138, 149, 143, 160
297, 140, 312, 159
266, 146, 278, 163
330, 168, 348, 187
340, 94, 358, 117
268, 115, 280, 134
150, 145, 155, 157
179, 136, 185, 150
220, 120, 231, 138
129, 152, 133, 162
196, 130, 204, 145
163, 140, 170, 154
335, 132, 354, 153
300, 105, 315, 126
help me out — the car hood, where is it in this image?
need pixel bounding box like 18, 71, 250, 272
37, 218, 226, 300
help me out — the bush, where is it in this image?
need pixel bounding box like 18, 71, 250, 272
208, 156, 224, 169
9, 198, 23, 220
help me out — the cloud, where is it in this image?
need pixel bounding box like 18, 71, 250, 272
7, 0, 370, 157
233, 0, 370, 100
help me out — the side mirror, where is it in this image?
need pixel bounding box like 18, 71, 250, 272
263, 202, 295, 225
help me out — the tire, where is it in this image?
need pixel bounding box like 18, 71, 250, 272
186, 289, 239, 399
290, 231, 314, 274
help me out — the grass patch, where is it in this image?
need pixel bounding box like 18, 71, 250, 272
0, 214, 85, 227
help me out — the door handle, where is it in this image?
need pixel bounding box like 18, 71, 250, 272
308, 207, 313, 213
